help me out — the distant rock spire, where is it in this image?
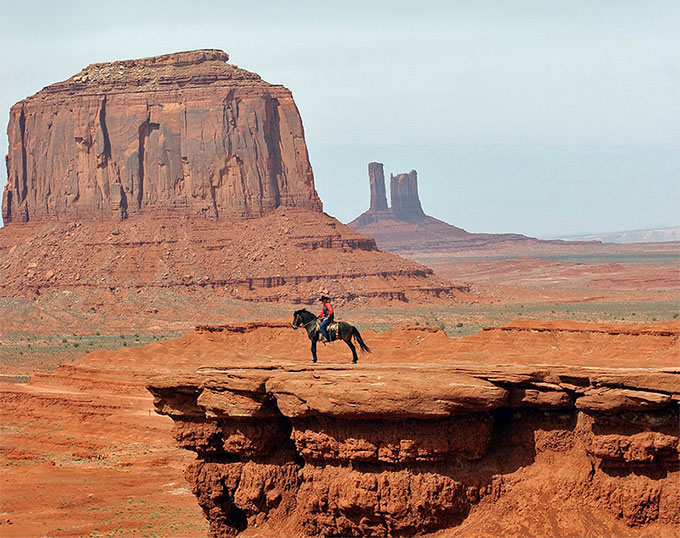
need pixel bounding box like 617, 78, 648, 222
368, 162, 388, 211
390, 170, 425, 221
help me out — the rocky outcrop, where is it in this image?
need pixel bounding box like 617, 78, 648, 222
0, 54, 471, 307
149, 358, 679, 537
2, 49, 322, 223
5, 318, 676, 536
390, 170, 425, 221
369, 162, 388, 211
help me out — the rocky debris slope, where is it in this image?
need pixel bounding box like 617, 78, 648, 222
0, 209, 465, 304
148, 321, 679, 538
2, 49, 321, 223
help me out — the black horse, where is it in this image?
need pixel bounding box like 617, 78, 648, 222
292, 309, 370, 363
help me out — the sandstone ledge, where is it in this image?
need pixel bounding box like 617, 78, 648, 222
148, 359, 679, 537
149, 360, 680, 420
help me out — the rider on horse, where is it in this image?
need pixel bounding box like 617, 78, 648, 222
292, 306, 370, 363
318, 295, 334, 343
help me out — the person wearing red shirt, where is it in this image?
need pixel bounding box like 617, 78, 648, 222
317, 295, 334, 342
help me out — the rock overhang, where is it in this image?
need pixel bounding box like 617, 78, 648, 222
147, 355, 680, 537
148, 361, 680, 421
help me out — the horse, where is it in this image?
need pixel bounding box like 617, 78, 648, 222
291, 309, 370, 364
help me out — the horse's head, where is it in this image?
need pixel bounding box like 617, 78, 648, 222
292, 309, 313, 330
292, 310, 304, 329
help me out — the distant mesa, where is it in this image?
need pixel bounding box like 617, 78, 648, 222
390, 169, 426, 221
368, 161, 388, 212
358, 163, 426, 224
348, 162, 531, 253
557, 226, 680, 244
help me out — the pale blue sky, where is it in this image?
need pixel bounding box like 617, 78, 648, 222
1, 0, 678, 236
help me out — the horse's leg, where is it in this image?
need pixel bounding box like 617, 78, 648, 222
310, 338, 318, 363
345, 339, 358, 364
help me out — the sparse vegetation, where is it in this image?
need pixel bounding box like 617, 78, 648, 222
346, 298, 679, 338
0, 332, 181, 380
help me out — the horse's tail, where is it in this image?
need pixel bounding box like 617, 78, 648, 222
352, 326, 371, 353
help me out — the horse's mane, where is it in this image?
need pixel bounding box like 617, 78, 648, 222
294, 308, 313, 315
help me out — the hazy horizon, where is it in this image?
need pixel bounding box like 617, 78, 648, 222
1, 0, 678, 237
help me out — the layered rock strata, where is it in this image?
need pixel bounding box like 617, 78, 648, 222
149, 360, 679, 537
0, 53, 469, 306
0, 209, 465, 303
2, 49, 322, 223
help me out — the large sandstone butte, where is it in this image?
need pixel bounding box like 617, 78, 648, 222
2, 49, 321, 222
0, 51, 463, 305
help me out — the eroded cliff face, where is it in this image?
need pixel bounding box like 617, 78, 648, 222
2, 49, 322, 223
149, 357, 679, 537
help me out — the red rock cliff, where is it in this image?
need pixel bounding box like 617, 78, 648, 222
2, 49, 322, 223
149, 342, 680, 538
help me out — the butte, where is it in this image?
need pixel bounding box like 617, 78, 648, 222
0, 50, 466, 319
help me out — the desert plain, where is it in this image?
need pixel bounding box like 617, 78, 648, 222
0, 49, 678, 538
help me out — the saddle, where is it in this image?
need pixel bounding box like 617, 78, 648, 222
316, 319, 340, 341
